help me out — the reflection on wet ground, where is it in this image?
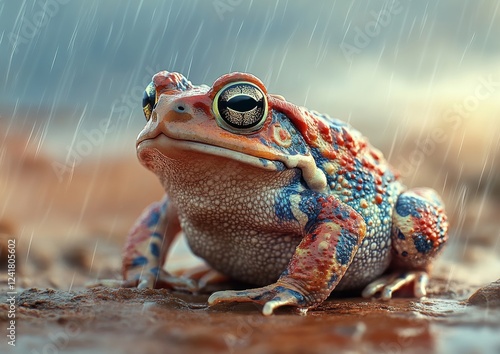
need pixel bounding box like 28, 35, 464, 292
1, 279, 499, 354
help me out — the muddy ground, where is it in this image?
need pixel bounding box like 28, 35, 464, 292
0, 275, 499, 354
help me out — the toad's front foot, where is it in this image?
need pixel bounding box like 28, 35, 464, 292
208, 281, 315, 316
131, 268, 199, 292
362, 271, 429, 300
93, 269, 198, 292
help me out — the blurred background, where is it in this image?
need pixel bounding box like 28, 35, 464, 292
0, 0, 499, 289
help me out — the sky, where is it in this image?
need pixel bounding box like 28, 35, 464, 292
0, 0, 499, 153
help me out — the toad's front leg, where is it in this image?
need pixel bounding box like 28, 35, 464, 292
121, 195, 196, 291
208, 195, 366, 315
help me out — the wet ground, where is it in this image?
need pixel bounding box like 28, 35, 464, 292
0, 275, 499, 354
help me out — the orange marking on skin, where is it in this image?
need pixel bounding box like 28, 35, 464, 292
409, 206, 449, 249
323, 149, 337, 160
279, 129, 288, 141
344, 131, 354, 143
269, 96, 339, 159
370, 149, 382, 160
337, 134, 345, 147
362, 157, 375, 170
209, 72, 268, 100
153, 71, 192, 95
375, 194, 383, 204
271, 124, 292, 148
318, 119, 333, 143
193, 101, 212, 116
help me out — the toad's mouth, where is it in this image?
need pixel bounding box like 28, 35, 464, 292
136, 132, 287, 172
137, 132, 327, 192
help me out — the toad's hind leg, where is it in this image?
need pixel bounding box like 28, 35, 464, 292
363, 188, 448, 300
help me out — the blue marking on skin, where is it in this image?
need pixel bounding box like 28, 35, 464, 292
435, 214, 446, 240
261, 111, 309, 156
160, 200, 168, 213
274, 286, 305, 305
258, 158, 287, 171
310, 148, 330, 169
276, 112, 309, 155
173, 76, 192, 91
332, 204, 350, 221
150, 267, 160, 276
298, 191, 323, 233
274, 185, 300, 222
397, 230, 406, 240
298, 192, 354, 233
315, 154, 380, 208
131, 256, 148, 267
252, 293, 264, 301
150, 243, 160, 258
336, 231, 358, 265
271, 160, 287, 171
396, 195, 426, 218
327, 274, 339, 288
275, 196, 294, 222
147, 209, 161, 227
413, 234, 432, 254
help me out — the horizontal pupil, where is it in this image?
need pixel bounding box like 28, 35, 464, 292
227, 95, 258, 112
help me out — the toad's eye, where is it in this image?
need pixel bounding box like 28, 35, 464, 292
142, 81, 156, 121
212, 81, 268, 134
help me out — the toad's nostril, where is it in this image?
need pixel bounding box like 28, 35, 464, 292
176, 105, 186, 112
